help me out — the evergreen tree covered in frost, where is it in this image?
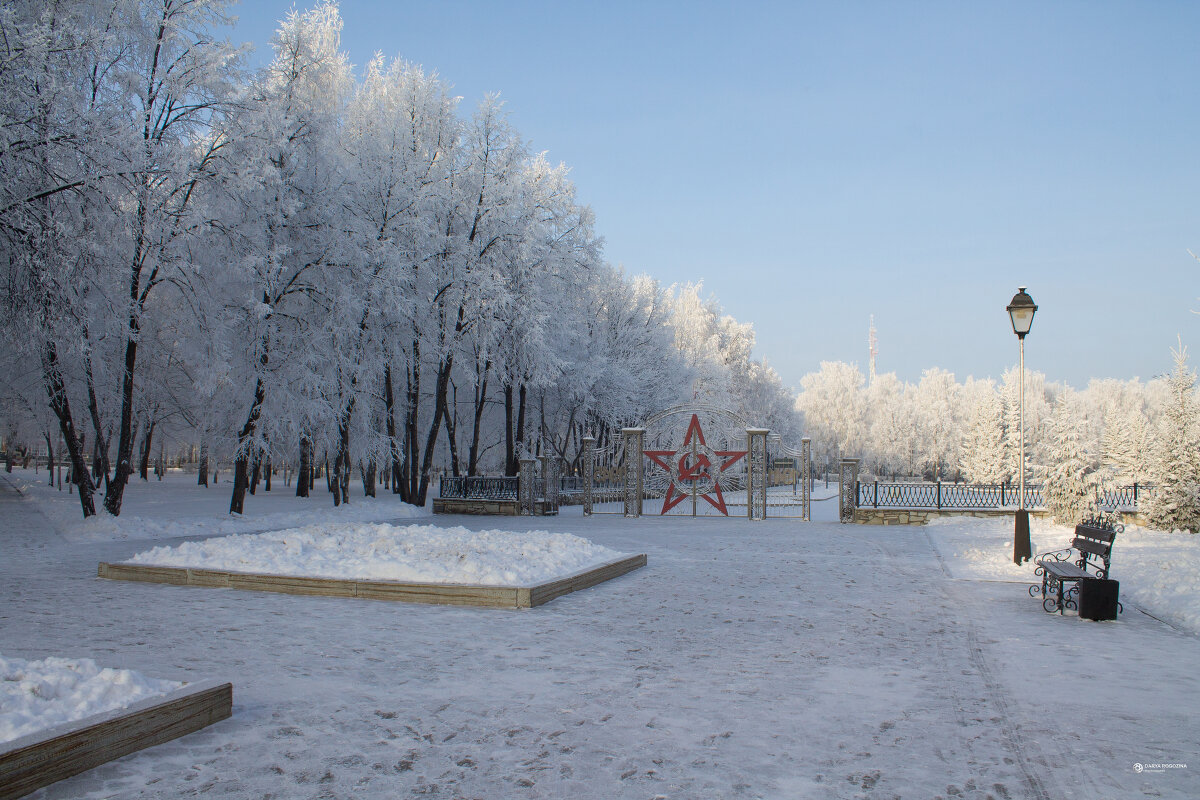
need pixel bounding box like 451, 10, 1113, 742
1097, 381, 1150, 486
1142, 342, 1200, 533
959, 379, 1008, 484
1042, 390, 1096, 525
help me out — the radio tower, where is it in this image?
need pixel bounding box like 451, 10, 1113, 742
868, 315, 878, 386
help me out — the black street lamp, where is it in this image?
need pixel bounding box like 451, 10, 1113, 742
1007, 286, 1037, 564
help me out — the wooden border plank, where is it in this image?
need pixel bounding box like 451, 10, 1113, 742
355, 580, 518, 607
0, 679, 232, 800
527, 554, 648, 607
226, 573, 357, 598
97, 562, 188, 585
98, 554, 647, 609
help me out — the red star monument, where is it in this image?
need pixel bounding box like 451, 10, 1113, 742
645, 414, 748, 515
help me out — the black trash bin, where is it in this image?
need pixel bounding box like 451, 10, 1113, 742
1078, 577, 1119, 621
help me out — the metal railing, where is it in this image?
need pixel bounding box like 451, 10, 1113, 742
439, 475, 519, 500
855, 481, 1147, 511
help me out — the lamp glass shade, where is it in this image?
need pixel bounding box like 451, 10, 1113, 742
1006, 288, 1037, 337
1009, 306, 1034, 335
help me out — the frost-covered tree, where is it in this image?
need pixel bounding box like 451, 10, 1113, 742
1142, 341, 1200, 532
1091, 379, 1150, 486
211, 0, 352, 514
1042, 390, 1097, 524
795, 361, 865, 466
1001, 364, 1052, 487
914, 368, 961, 480
959, 378, 1008, 484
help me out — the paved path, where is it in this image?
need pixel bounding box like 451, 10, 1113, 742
1, 483, 1197, 799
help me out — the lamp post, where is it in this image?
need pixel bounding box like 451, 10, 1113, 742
1007, 286, 1037, 565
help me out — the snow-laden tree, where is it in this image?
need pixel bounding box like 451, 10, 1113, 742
210, 0, 352, 514
1000, 364, 1052, 487
1042, 389, 1098, 524
1089, 378, 1151, 486
1142, 341, 1200, 532
913, 368, 961, 480
959, 378, 1008, 484
667, 282, 738, 405
94, 0, 242, 515
0, 0, 240, 516
862, 372, 911, 477
795, 361, 865, 466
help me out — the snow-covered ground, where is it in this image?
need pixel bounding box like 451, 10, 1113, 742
1, 468, 1197, 799
126, 523, 629, 586
926, 514, 1200, 633
0, 654, 182, 745
3, 469, 428, 543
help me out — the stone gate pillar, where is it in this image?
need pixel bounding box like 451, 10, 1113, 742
540, 452, 560, 513
581, 436, 595, 516
519, 457, 536, 515
801, 438, 812, 521
746, 428, 769, 520
622, 428, 644, 518
838, 458, 860, 523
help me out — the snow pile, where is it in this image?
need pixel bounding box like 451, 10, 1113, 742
0, 654, 182, 745
926, 515, 1200, 633
126, 523, 629, 586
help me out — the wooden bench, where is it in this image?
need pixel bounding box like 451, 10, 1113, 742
1029, 520, 1120, 614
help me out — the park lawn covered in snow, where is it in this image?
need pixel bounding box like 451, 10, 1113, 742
4, 469, 427, 543
926, 514, 1200, 633
0, 654, 182, 745
4, 468, 1199, 799
124, 523, 630, 586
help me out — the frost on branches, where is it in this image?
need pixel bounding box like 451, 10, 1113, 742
0, 2, 801, 519
1042, 390, 1097, 525
1142, 341, 1200, 533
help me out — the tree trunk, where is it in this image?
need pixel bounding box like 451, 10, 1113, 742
82, 348, 112, 494
331, 450, 343, 506
296, 436, 311, 497
44, 432, 55, 487
43, 340, 96, 517
506, 383, 528, 476
504, 384, 516, 476
265, 457, 272, 492
198, 442, 209, 487
361, 460, 376, 498
102, 328, 139, 516
444, 380, 460, 477
403, 344, 421, 503
416, 358, 454, 505
229, 376, 265, 515
333, 408, 353, 506
385, 365, 403, 495
249, 451, 261, 495
138, 419, 156, 481
468, 361, 490, 476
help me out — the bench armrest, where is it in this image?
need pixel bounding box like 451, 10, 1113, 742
1035, 548, 1072, 566
1034, 548, 1073, 578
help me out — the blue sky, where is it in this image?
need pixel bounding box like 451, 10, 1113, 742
229, 1, 1200, 390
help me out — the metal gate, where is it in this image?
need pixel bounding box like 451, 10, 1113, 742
579, 405, 811, 520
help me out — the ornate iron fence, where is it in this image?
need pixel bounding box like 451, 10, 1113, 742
439, 475, 519, 500
854, 481, 1146, 511
559, 476, 624, 505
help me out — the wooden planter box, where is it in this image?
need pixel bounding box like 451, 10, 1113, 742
98, 553, 647, 609
0, 679, 232, 800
